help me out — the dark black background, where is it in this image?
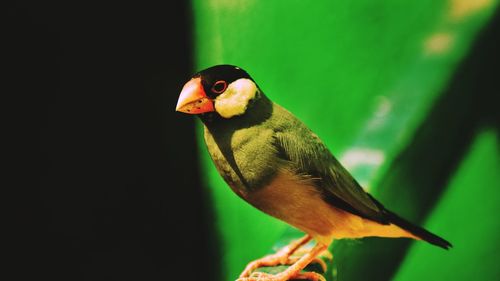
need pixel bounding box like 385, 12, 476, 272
7, 2, 217, 280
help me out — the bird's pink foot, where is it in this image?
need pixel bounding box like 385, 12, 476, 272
239, 235, 312, 278
237, 242, 328, 281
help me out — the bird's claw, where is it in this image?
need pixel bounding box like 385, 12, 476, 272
236, 271, 277, 281
238, 238, 330, 280
286, 256, 328, 273
236, 271, 326, 281
238, 254, 279, 278
239, 251, 329, 278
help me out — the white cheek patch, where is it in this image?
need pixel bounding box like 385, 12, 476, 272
215, 78, 257, 118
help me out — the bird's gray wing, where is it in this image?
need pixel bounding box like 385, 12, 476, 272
273, 122, 389, 224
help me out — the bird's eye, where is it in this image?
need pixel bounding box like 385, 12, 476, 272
211, 80, 227, 94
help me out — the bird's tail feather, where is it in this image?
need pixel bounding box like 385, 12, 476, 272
384, 209, 452, 250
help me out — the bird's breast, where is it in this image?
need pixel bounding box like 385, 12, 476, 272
204, 125, 280, 195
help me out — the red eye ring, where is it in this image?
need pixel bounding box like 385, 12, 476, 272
211, 80, 227, 94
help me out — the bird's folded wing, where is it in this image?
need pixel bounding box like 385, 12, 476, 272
273, 127, 389, 224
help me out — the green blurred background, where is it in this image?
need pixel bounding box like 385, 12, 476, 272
192, 1, 500, 280
10, 1, 498, 281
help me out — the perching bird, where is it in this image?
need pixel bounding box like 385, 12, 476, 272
176, 64, 451, 281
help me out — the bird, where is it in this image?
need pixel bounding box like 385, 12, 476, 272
175, 64, 451, 281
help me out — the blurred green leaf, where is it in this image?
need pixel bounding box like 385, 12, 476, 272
192, 1, 499, 280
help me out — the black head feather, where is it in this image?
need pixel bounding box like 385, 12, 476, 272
195, 65, 253, 99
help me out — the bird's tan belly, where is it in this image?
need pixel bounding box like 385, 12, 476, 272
242, 170, 414, 245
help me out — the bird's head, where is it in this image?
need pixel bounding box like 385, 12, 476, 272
176, 65, 260, 119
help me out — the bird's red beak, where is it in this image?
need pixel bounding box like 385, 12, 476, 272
176, 77, 215, 114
